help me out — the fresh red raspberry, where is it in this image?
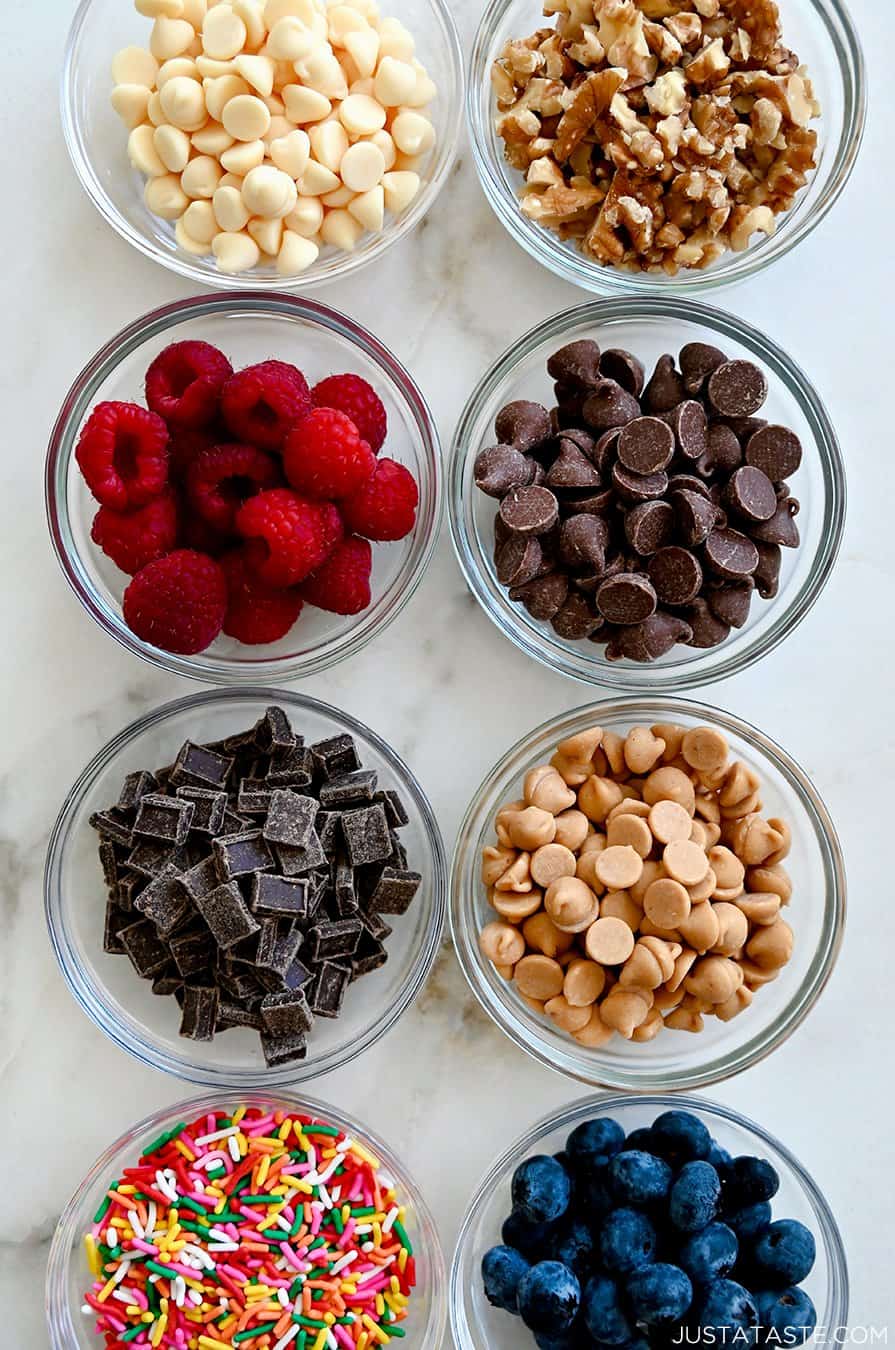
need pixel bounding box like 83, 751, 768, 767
145, 341, 233, 431
75, 401, 169, 510
123, 549, 227, 655
186, 442, 281, 532
221, 360, 311, 451
301, 536, 373, 615
312, 373, 387, 453
339, 457, 419, 541
236, 488, 343, 587
91, 489, 179, 576
167, 426, 217, 481
283, 408, 376, 500
220, 547, 305, 645
179, 513, 233, 558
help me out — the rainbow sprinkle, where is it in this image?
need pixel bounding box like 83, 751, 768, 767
80, 1106, 417, 1350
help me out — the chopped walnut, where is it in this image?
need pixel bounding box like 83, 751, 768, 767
555, 66, 625, 160
664, 12, 702, 47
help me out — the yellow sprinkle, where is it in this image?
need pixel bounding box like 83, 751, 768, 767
175, 1140, 196, 1161
398, 1249, 407, 1273
357, 1336, 369, 1350
375, 1294, 384, 1316
324, 1312, 336, 1326
257, 1155, 271, 1187
372, 1222, 382, 1248
118, 1185, 137, 1195
151, 1314, 168, 1347
198, 1338, 233, 1350
84, 1235, 100, 1277
351, 1142, 380, 1170
141, 1311, 155, 1323
361, 1315, 389, 1345
341, 1205, 351, 1225
389, 1276, 400, 1296
126, 1306, 140, 1317
96, 1277, 117, 1304
278, 1119, 291, 1141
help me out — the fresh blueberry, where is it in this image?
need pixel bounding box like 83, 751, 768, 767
609, 1150, 673, 1206
756, 1287, 818, 1340
669, 1161, 721, 1232
502, 1209, 553, 1260
725, 1201, 772, 1242
512, 1155, 572, 1225
481, 1245, 530, 1313
752, 1220, 816, 1287
708, 1142, 733, 1169
678, 1222, 739, 1286
695, 1278, 759, 1331
622, 1127, 658, 1154
725, 1155, 781, 1206
518, 1260, 581, 1335
582, 1275, 633, 1345
554, 1150, 571, 1170
626, 1262, 693, 1325
545, 1218, 596, 1278
567, 1118, 626, 1175
651, 1110, 713, 1164
533, 1320, 594, 1350
572, 1172, 614, 1224
600, 1207, 657, 1276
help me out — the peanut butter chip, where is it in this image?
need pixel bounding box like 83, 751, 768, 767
523, 911, 575, 957
595, 844, 644, 890
514, 953, 565, 1001
643, 766, 696, 814
491, 889, 543, 922
606, 813, 653, 857
563, 958, 606, 1006
479, 921, 526, 966
531, 842, 577, 887
663, 839, 710, 886
545, 994, 593, 1032
643, 877, 691, 928
648, 799, 692, 844
585, 915, 636, 965
682, 725, 729, 774
572, 1005, 615, 1046
545, 876, 600, 932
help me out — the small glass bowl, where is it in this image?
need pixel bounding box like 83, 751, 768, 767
46, 293, 442, 684
45, 687, 447, 1087
449, 297, 845, 691
467, 0, 864, 295
47, 1088, 447, 1350
450, 1092, 848, 1347
62, 0, 463, 290
450, 697, 845, 1092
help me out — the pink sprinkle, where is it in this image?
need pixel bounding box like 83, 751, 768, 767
131, 1239, 158, 1256
333, 1327, 354, 1350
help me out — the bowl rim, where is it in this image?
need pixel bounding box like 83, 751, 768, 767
45, 291, 444, 684
448, 1089, 850, 1348
466, 0, 866, 295
61, 0, 465, 291
449, 694, 847, 1092
44, 684, 448, 1087
448, 295, 846, 692
46, 1086, 448, 1350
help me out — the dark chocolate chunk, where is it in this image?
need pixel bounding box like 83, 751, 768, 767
267, 744, 314, 787
625, 500, 675, 556
236, 779, 274, 816
341, 804, 392, 867
170, 925, 215, 977
261, 1030, 308, 1066
750, 497, 800, 548
318, 770, 378, 807
599, 348, 644, 396
180, 854, 220, 901
617, 417, 674, 474
704, 528, 760, 580
611, 462, 668, 504
351, 930, 388, 980
724, 466, 777, 523
707, 360, 768, 417
117, 771, 158, 812
307, 918, 363, 962
119, 920, 171, 978
547, 339, 601, 389
366, 867, 422, 915
261, 987, 313, 1038
176, 786, 228, 836
545, 441, 601, 489
276, 830, 327, 876
494, 400, 552, 452
643, 355, 685, 413
708, 582, 753, 629
89, 809, 134, 847
496, 535, 543, 587
499, 485, 559, 536
152, 967, 184, 997
251, 873, 309, 919
282, 954, 314, 991
254, 706, 296, 755
126, 839, 185, 877
582, 380, 641, 431
134, 865, 192, 937
474, 444, 534, 497
179, 985, 219, 1041
309, 960, 351, 1017
510, 572, 569, 621
648, 547, 703, 606
216, 1000, 264, 1031
596, 573, 657, 625
362, 909, 393, 941
683, 597, 732, 648
745, 424, 803, 479
315, 810, 342, 853
256, 919, 304, 983
311, 733, 360, 779
134, 794, 194, 845
99, 839, 120, 889
171, 741, 234, 790
679, 342, 726, 395
263, 789, 318, 848
195, 881, 259, 950
213, 830, 274, 880
104, 900, 131, 954
380, 789, 409, 828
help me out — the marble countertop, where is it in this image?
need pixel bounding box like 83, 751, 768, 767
2, 0, 893, 1341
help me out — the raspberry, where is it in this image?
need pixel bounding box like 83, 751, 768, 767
312, 373, 387, 453
339, 457, 419, 541
145, 341, 233, 431
179, 513, 232, 557
186, 442, 281, 532
75, 401, 169, 510
236, 488, 343, 587
301, 536, 372, 615
91, 489, 179, 576
167, 426, 217, 481
283, 408, 376, 500
221, 360, 311, 451
220, 547, 305, 645
123, 549, 227, 655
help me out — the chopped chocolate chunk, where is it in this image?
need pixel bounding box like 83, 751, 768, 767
133, 865, 192, 937
254, 706, 296, 755
311, 733, 361, 779
216, 1000, 264, 1031
307, 918, 363, 962
276, 830, 327, 876
179, 985, 219, 1041
117, 771, 158, 812
89, 809, 134, 847
169, 925, 215, 978
119, 920, 171, 978
341, 805, 392, 867
318, 770, 378, 808
309, 961, 351, 1017
263, 790, 318, 848
250, 873, 309, 920
103, 900, 130, 954
171, 741, 234, 790
176, 787, 228, 836
266, 744, 315, 788
366, 867, 422, 915
134, 794, 194, 845
213, 830, 274, 880
261, 988, 313, 1038
261, 1030, 308, 1067
195, 882, 259, 950
351, 930, 388, 980
236, 779, 274, 816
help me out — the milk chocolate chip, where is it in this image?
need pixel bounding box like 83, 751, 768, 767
648, 547, 703, 605
617, 417, 675, 474
745, 424, 803, 479
724, 466, 777, 523
495, 400, 552, 452
499, 485, 559, 535
496, 535, 543, 586
625, 500, 675, 556
643, 354, 685, 413
583, 380, 641, 430
704, 528, 759, 580
707, 360, 768, 418
596, 573, 658, 624
474, 444, 533, 497
600, 348, 645, 396
680, 342, 726, 394
547, 339, 602, 388
545, 441, 602, 489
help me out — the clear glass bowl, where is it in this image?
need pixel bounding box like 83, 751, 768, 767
62, 0, 463, 290
46, 1088, 447, 1350
44, 687, 447, 1087
450, 1092, 848, 1347
450, 697, 845, 1092
467, 0, 864, 295
448, 297, 845, 691
46, 293, 442, 684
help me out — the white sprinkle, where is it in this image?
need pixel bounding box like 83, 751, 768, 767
195, 1125, 241, 1145
361, 1242, 375, 1253
228, 1135, 242, 1162
275, 1213, 293, 1233
189, 1290, 203, 1306
127, 1209, 144, 1239
327, 1333, 338, 1350
209, 1242, 240, 1252
146, 1202, 157, 1238
277, 1288, 290, 1307
318, 1183, 332, 1210
357, 1257, 392, 1284
172, 1275, 187, 1307
354, 1224, 372, 1235
315, 1155, 341, 1186
109, 1260, 133, 1288
382, 1206, 399, 1233
181, 1242, 214, 1270
148, 1274, 159, 1285
272, 1325, 300, 1350
112, 1289, 136, 1305
105, 1227, 117, 1248
329, 1250, 358, 1275
209, 1227, 232, 1243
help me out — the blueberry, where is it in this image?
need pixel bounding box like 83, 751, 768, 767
544, 1218, 596, 1278
554, 1150, 571, 1169
567, 1118, 626, 1175
695, 1278, 759, 1331
725, 1155, 781, 1206
572, 1173, 614, 1224
756, 1287, 818, 1340
600, 1207, 657, 1276
626, 1262, 693, 1325
512, 1155, 572, 1225
533, 1321, 593, 1350
623, 1127, 658, 1154
725, 1201, 772, 1242
752, 1220, 816, 1287
481, 1245, 530, 1313
678, 1222, 739, 1286
502, 1209, 553, 1260
582, 1275, 633, 1345
609, 1150, 673, 1206
708, 1142, 733, 1169
651, 1111, 712, 1164
669, 1161, 721, 1233
518, 1260, 581, 1335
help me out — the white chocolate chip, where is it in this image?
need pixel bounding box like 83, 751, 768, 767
284, 194, 324, 235
295, 48, 348, 98
263, 92, 286, 114
381, 168, 419, 213
111, 84, 152, 128
343, 27, 379, 76
377, 15, 413, 60
112, 46, 160, 87
339, 139, 385, 191
213, 182, 251, 230
269, 127, 311, 176
147, 90, 166, 125
145, 173, 191, 218
402, 60, 436, 107
263, 114, 294, 144
128, 124, 168, 175
264, 0, 314, 23
202, 5, 247, 59
247, 215, 284, 254
338, 92, 386, 135
195, 54, 237, 76
369, 127, 395, 170
391, 109, 434, 156
220, 137, 266, 172
136, 0, 185, 16
176, 214, 212, 253
277, 229, 319, 273
182, 0, 208, 25
241, 163, 298, 216
282, 83, 331, 122
321, 184, 355, 207
213, 229, 261, 271
157, 56, 200, 85
181, 153, 224, 197
233, 53, 275, 94
373, 55, 415, 106
267, 16, 316, 59
349, 75, 375, 97
297, 158, 341, 194
150, 16, 197, 61
320, 207, 363, 249
192, 122, 235, 154
183, 197, 219, 241
309, 119, 349, 171
222, 93, 271, 139
160, 73, 207, 129
327, 4, 369, 44
347, 183, 383, 230
154, 123, 193, 171
231, 0, 266, 48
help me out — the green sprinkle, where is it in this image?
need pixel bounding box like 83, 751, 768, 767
331, 1209, 344, 1235
121, 1326, 146, 1343
92, 1195, 112, 1224
293, 1313, 325, 1328
177, 1197, 211, 1217
207, 1165, 226, 1180
289, 1276, 304, 1299
297, 1333, 307, 1350
385, 1326, 406, 1338
392, 1219, 412, 1254
233, 1323, 277, 1343
240, 1194, 280, 1204
308, 1237, 326, 1252
351, 1207, 376, 1217
303, 1125, 340, 1137
145, 1260, 174, 1280
142, 1132, 170, 1157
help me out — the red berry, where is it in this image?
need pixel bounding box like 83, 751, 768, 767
179, 513, 232, 558
312, 373, 387, 453
301, 535, 373, 615
123, 549, 227, 655
75, 401, 169, 510
145, 340, 233, 431
167, 426, 217, 482
236, 487, 343, 587
220, 547, 305, 645
283, 408, 376, 500
339, 457, 418, 541
221, 359, 311, 451
186, 442, 281, 532
91, 489, 179, 576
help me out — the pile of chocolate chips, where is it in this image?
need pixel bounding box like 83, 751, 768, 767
474, 340, 802, 662
92, 707, 421, 1068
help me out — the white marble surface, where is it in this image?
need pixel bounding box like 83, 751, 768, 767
2, 0, 894, 1341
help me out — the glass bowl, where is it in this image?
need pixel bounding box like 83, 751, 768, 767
62, 0, 463, 290
450, 1092, 848, 1346
46, 1088, 447, 1350
44, 686, 447, 1087
450, 697, 845, 1092
448, 297, 845, 691
46, 293, 442, 684
467, 0, 864, 295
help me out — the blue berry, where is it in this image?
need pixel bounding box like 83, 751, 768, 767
600, 1207, 657, 1276
695, 1278, 759, 1331
609, 1150, 673, 1206
669, 1161, 721, 1232
752, 1220, 816, 1287
582, 1275, 633, 1345
622, 1127, 657, 1153
566, 1118, 626, 1175
481, 1245, 530, 1313
756, 1287, 818, 1340
626, 1263, 693, 1325
725, 1201, 772, 1242
544, 1218, 596, 1278
726, 1155, 780, 1205
572, 1173, 613, 1224
651, 1110, 712, 1164
708, 1142, 732, 1169
678, 1222, 739, 1286
512, 1155, 572, 1225
502, 1208, 553, 1259
518, 1261, 581, 1335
